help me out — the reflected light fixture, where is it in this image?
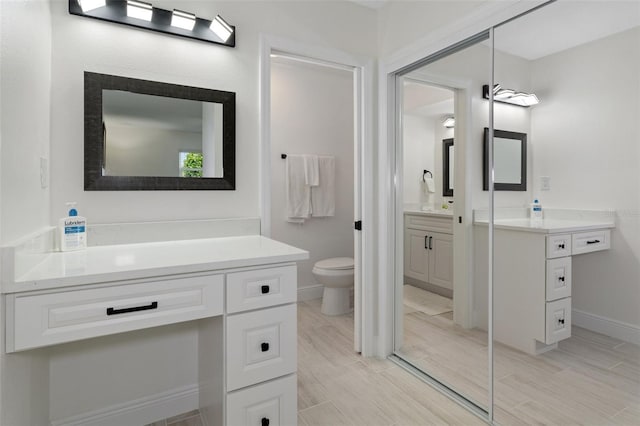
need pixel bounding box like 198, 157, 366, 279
171, 9, 196, 31
78, 0, 105, 12
483, 84, 539, 107
127, 0, 153, 22
210, 15, 233, 42
443, 117, 455, 128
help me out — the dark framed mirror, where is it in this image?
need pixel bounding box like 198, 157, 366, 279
442, 138, 454, 196
483, 128, 527, 191
85, 72, 235, 190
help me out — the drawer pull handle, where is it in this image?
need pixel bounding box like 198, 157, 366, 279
261, 285, 270, 294
558, 276, 565, 282
558, 243, 565, 249
106, 301, 158, 316
424, 235, 429, 250
261, 418, 270, 426
558, 318, 565, 325
586, 239, 601, 245
261, 342, 269, 352
429, 236, 433, 250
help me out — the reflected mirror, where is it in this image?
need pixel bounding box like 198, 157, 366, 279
85, 72, 235, 190
442, 138, 454, 196
483, 128, 527, 191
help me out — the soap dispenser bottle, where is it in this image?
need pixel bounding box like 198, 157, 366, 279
530, 198, 543, 225
59, 202, 87, 251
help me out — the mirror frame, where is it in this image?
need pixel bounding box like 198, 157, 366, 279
483, 127, 527, 191
442, 138, 454, 197
84, 72, 236, 191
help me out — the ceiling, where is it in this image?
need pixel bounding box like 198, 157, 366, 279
491, 1, 640, 60
403, 81, 454, 119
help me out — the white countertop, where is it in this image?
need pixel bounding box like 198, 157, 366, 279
404, 208, 454, 218
473, 218, 615, 234
4, 236, 309, 294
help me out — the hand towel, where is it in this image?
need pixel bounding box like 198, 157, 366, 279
311, 155, 335, 217
423, 177, 435, 193
286, 154, 311, 222
303, 155, 319, 187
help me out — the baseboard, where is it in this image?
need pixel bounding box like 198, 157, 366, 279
51, 384, 199, 426
572, 309, 640, 346
298, 284, 323, 301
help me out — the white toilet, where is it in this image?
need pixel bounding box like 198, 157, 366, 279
312, 257, 354, 316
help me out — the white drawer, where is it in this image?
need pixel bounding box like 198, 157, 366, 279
546, 257, 572, 301
405, 214, 453, 234
7, 275, 223, 352
227, 266, 297, 314
226, 304, 297, 391
546, 234, 571, 258
545, 297, 571, 344
572, 229, 610, 255
226, 374, 297, 426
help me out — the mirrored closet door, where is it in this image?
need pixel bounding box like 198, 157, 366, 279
393, 33, 492, 413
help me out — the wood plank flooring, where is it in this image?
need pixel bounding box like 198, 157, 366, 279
154, 298, 639, 425
399, 302, 640, 425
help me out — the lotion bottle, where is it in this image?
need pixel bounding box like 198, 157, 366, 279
530, 198, 543, 225
59, 202, 87, 251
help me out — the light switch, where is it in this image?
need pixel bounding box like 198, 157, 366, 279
540, 176, 551, 191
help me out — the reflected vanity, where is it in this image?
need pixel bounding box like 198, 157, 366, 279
84, 72, 236, 190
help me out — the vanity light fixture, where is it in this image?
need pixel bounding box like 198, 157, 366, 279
210, 15, 233, 42
69, 1, 235, 48
127, 0, 153, 22
443, 117, 455, 128
171, 9, 196, 31
78, 0, 105, 12
483, 84, 539, 107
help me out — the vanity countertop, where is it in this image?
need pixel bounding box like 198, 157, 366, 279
473, 218, 615, 234
404, 207, 454, 218
4, 236, 309, 294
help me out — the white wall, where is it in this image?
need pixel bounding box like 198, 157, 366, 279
270, 58, 354, 291
0, 1, 53, 424
0, 0, 52, 245
530, 27, 640, 327
105, 125, 201, 177
403, 114, 435, 205
48, 0, 377, 225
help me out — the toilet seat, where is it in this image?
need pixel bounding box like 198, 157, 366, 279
314, 257, 354, 271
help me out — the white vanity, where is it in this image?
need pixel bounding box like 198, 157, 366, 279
404, 207, 454, 292
2, 229, 308, 425
473, 209, 614, 355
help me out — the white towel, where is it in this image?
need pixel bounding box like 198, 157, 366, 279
286, 155, 311, 222
311, 155, 335, 217
423, 177, 435, 193
303, 155, 319, 187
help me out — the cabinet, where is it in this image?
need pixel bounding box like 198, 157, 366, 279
4, 243, 304, 426
474, 225, 611, 355
404, 213, 453, 290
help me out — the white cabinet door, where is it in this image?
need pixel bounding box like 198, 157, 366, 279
428, 232, 453, 290
404, 228, 429, 283
226, 304, 297, 391
226, 374, 297, 426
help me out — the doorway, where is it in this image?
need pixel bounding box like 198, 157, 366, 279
259, 36, 372, 355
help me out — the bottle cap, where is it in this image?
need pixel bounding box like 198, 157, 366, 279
66, 202, 78, 217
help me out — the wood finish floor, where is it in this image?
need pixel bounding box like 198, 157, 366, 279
153, 298, 639, 425
400, 305, 640, 425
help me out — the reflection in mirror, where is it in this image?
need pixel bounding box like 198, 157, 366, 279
442, 138, 454, 196
483, 128, 526, 191
102, 91, 224, 178
85, 72, 235, 191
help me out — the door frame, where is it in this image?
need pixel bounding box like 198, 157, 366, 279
259, 34, 375, 355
